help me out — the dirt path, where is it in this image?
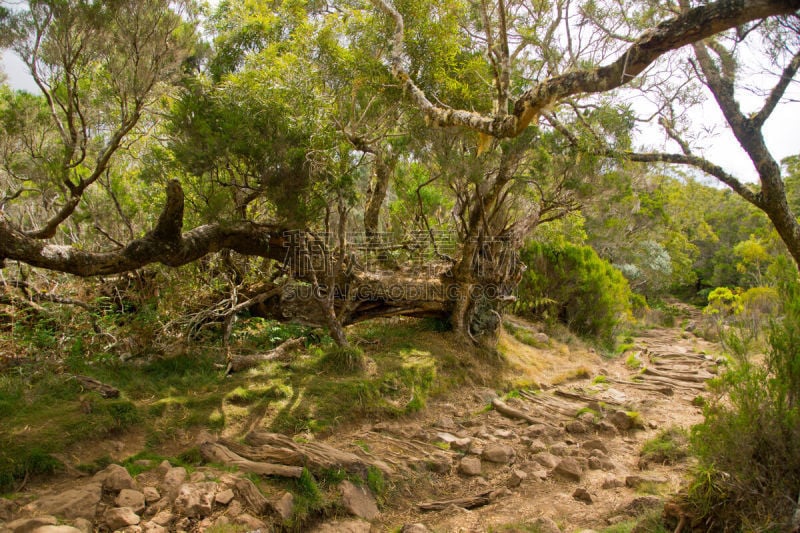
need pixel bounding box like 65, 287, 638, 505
330, 322, 723, 532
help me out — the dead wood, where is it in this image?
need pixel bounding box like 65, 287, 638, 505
491, 398, 540, 424
71, 374, 120, 399
226, 337, 306, 374
518, 391, 578, 417
606, 378, 675, 396
642, 367, 713, 384
231, 476, 271, 515
418, 490, 494, 511
555, 389, 623, 409
243, 431, 393, 475
199, 441, 303, 478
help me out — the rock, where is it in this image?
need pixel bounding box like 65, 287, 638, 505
104, 507, 141, 530
5, 516, 58, 533
625, 475, 667, 488
149, 511, 174, 527
139, 522, 167, 533
72, 518, 92, 533
596, 420, 618, 434
215, 488, 235, 506
588, 456, 602, 470
548, 443, 568, 456
528, 439, 548, 453
507, 469, 528, 488
401, 524, 431, 533
473, 388, 499, 403
609, 411, 640, 431
434, 416, 457, 431
155, 461, 171, 476
523, 424, 554, 438
601, 477, 625, 489
33, 527, 84, 533
159, 467, 186, 502
572, 487, 593, 504
582, 439, 609, 454
23, 484, 102, 521
532, 452, 559, 469
553, 458, 582, 482
424, 452, 452, 473
115, 489, 146, 514
434, 432, 472, 451
534, 332, 549, 343
494, 428, 514, 439
339, 480, 379, 521
481, 443, 515, 463
174, 482, 218, 518
530, 517, 561, 533
95, 464, 136, 492
458, 456, 482, 476
233, 513, 267, 530
271, 491, 294, 521
311, 519, 372, 532
188, 471, 205, 483
142, 487, 160, 504
226, 500, 243, 517
565, 421, 587, 434
589, 448, 606, 458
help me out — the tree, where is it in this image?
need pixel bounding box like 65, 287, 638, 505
1, 0, 798, 346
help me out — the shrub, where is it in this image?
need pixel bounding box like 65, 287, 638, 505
687, 277, 800, 530
515, 240, 633, 348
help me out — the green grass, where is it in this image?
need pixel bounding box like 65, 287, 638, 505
640, 426, 689, 465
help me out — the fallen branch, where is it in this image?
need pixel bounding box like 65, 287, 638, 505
226, 337, 306, 374
491, 398, 540, 424
199, 441, 303, 478
418, 490, 494, 511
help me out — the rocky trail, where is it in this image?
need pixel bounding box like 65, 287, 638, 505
0, 322, 723, 533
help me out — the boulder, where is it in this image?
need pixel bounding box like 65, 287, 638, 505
115, 489, 146, 514
23, 484, 102, 521
159, 467, 186, 502
174, 482, 218, 518
5, 516, 57, 533
552, 458, 582, 482
339, 480, 379, 521
507, 469, 528, 488
582, 439, 609, 454
481, 443, 515, 464
142, 487, 160, 504
94, 464, 136, 492
572, 487, 593, 504
103, 507, 141, 530
532, 452, 559, 469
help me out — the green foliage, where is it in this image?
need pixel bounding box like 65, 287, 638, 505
688, 278, 800, 530
317, 345, 366, 374
516, 240, 633, 347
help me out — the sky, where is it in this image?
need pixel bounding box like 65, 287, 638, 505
2, 39, 798, 185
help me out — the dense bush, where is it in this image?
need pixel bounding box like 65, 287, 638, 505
515, 240, 633, 346
688, 278, 800, 530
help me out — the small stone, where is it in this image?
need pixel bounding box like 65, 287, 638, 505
215, 488, 235, 506
95, 464, 136, 492
140, 522, 167, 533
174, 481, 218, 518
619, 496, 663, 516
155, 461, 171, 476
227, 500, 243, 517
507, 469, 528, 488
434, 416, 457, 431
600, 458, 617, 471
553, 458, 582, 482
589, 448, 606, 458
5, 516, 58, 533
150, 511, 174, 527
434, 432, 472, 451
530, 517, 561, 533
601, 477, 625, 489
213, 516, 230, 527
458, 456, 482, 476
582, 439, 609, 454
494, 429, 514, 439
534, 332, 549, 344
532, 452, 559, 469
142, 487, 160, 504
189, 471, 205, 483
529, 439, 548, 453
588, 457, 602, 470
339, 480, 379, 521
482, 443, 516, 463
596, 420, 618, 434
565, 421, 587, 434
573, 487, 593, 504
609, 411, 638, 431
548, 443, 568, 456
116, 489, 146, 514
233, 513, 267, 530
401, 524, 431, 533
272, 491, 294, 521
104, 507, 141, 530
424, 452, 452, 473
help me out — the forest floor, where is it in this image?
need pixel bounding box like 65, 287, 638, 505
0, 312, 724, 533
